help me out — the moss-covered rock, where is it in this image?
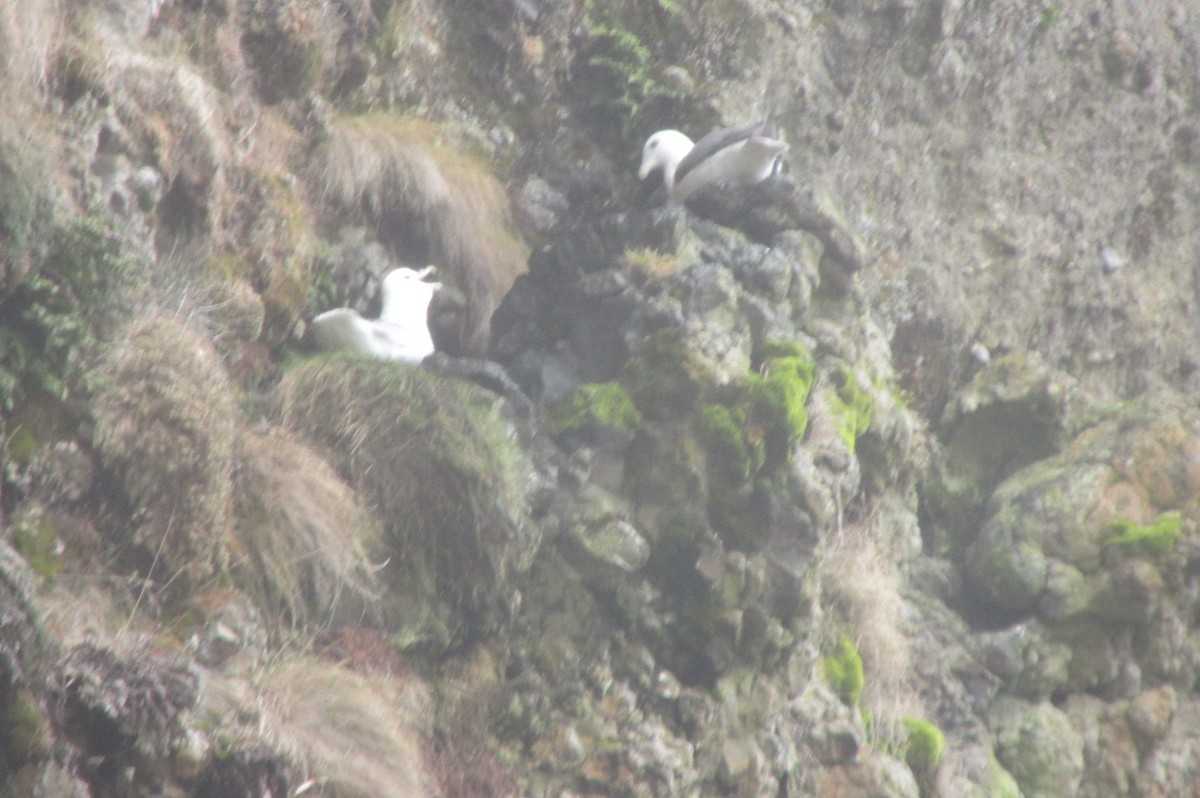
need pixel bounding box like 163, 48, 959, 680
965, 396, 1200, 635
560, 486, 650, 590
689, 340, 815, 550
274, 356, 538, 652
1102, 511, 1181, 557
697, 402, 762, 485
744, 341, 816, 469
546, 381, 641, 436
827, 365, 873, 453
988, 696, 1083, 798
621, 327, 713, 420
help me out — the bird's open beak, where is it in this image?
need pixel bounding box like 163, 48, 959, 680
417, 265, 438, 280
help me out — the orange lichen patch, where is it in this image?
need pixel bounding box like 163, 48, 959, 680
1086, 479, 1153, 532
1127, 423, 1194, 508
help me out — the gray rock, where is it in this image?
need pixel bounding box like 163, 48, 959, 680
516, 176, 569, 235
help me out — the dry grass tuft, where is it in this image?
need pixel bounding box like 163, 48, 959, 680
621, 246, 682, 280
273, 356, 538, 651
818, 514, 918, 748
232, 428, 385, 631
0, 0, 63, 99
91, 316, 238, 593
259, 658, 434, 798
314, 115, 528, 354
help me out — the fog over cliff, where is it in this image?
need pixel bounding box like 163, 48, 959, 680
0, 2, 1197, 797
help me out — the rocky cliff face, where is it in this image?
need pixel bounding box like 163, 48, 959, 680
0, 1, 1198, 797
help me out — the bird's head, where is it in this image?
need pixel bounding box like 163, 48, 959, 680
638, 130, 694, 186
380, 266, 442, 322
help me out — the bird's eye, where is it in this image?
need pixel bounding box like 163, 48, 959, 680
649, 141, 657, 149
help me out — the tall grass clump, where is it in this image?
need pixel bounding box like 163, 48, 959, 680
91, 317, 238, 595
232, 428, 385, 630
274, 356, 538, 652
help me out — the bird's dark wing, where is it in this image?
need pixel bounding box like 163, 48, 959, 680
674, 122, 763, 185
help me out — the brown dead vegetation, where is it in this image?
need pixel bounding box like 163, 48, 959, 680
819, 511, 919, 749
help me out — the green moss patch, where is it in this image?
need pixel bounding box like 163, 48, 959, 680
697, 403, 762, 484
546, 382, 642, 435
823, 637, 865, 708
11, 504, 64, 581
743, 343, 816, 469
903, 717, 945, 780
828, 366, 873, 452
1103, 512, 1181, 556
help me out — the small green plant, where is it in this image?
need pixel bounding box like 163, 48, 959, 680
903, 716, 945, 781
823, 636, 864, 708
0, 214, 136, 414
1104, 512, 1182, 556
547, 382, 643, 434
576, 23, 682, 138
